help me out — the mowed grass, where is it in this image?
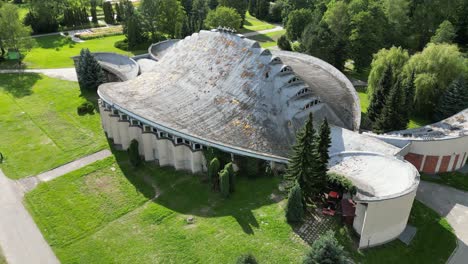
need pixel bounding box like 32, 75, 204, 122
0, 74, 107, 179
25, 152, 309, 263
248, 29, 286, 48
338, 200, 456, 264
239, 12, 276, 34
17, 35, 145, 69
421, 171, 468, 192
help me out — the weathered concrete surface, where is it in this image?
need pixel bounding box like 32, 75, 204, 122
417, 181, 468, 264
17, 149, 112, 193
0, 169, 60, 264
0, 68, 77, 82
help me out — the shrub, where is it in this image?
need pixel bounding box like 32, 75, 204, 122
76, 101, 95, 115
236, 253, 258, 264
327, 172, 357, 195
277, 35, 292, 51
285, 183, 304, 223
225, 162, 235, 192
114, 39, 129, 51
291, 41, 304, 52
219, 169, 230, 198
128, 139, 141, 167
303, 230, 351, 264
208, 158, 221, 183
75, 26, 124, 40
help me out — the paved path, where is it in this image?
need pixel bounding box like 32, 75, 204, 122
0, 149, 112, 264
0, 68, 77, 82
417, 181, 468, 264
17, 149, 112, 193
243, 25, 284, 37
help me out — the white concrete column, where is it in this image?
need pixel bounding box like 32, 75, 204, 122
110, 116, 121, 144
142, 133, 155, 161
419, 155, 427, 171
435, 156, 442, 173
118, 121, 130, 150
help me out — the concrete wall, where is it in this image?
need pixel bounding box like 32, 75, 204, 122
355, 190, 416, 248
99, 102, 206, 174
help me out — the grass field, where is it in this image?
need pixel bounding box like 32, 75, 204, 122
25, 153, 309, 263
25, 150, 456, 263
421, 171, 468, 192
248, 29, 286, 48
1, 35, 145, 69
0, 74, 107, 179
240, 12, 276, 34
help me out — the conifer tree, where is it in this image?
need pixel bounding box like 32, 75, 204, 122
115, 3, 123, 22
303, 230, 351, 264
367, 65, 394, 122
219, 169, 230, 198
317, 119, 331, 166
103, 1, 115, 24
403, 71, 416, 125
208, 157, 220, 190
76, 48, 106, 92
372, 79, 406, 133
91, 0, 98, 24
285, 183, 304, 223
434, 77, 468, 121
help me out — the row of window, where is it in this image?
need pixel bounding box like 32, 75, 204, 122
303, 99, 321, 110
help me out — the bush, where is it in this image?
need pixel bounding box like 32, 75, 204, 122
128, 139, 141, 167
114, 39, 129, 50
236, 253, 258, 264
76, 101, 95, 115
219, 169, 230, 198
277, 35, 292, 51
225, 162, 235, 193
291, 41, 304, 52
327, 173, 357, 195
208, 158, 221, 186
303, 230, 351, 264
285, 184, 304, 223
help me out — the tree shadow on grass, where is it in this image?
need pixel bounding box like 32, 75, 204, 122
108, 143, 282, 235
34, 35, 76, 50
0, 73, 42, 98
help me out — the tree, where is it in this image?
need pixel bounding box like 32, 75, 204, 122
372, 78, 407, 133
126, 11, 146, 48
236, 253, 258, 264
285, 8, 313, 41
367, 47, 410, 96
277, 35, 292, 51
255, 0, 269, 20
219, 169, 230, 198
302, 21, 347, 71
404, 43, 467, 116
0, 3, 34, 59
204, 6, 242, 30
103, 1, 115, 24
303, 230, 351, 264
323, 0, 350, 40
317, 119, 331, 166
431, 20, 457, 44
90, 0, 98, 24
218, 0, 248, 26
284, 113, 326, 201
115, 3, 123, 22
433, 77, 468, 121
128, 139, 141, 167
285, 183, 304, 223
381, 0, 410, 46
225, 162, 235, 193
186, 0, 210, 34
208, 157, 220, 190
76, 48, 106, 92
367, 66, 394, 123
26, 0, 63, 33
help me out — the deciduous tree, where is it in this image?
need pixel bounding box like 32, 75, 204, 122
0, 3, 34, 59
204, 6, 242, 30
285, 8, 313, 41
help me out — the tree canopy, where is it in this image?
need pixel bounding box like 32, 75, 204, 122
431, 20, 457, 44
0, 3, 34, 58
204, 6, 242, 30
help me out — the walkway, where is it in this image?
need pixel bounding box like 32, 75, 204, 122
417, 181, 468, 264
0, 149, 112, 264
0, 68, 77, 82
242, 25, 284, 37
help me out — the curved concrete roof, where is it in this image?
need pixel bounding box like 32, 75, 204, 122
329, 152, 420, 202
73, 52, 139, 81
99, 30, 360, 159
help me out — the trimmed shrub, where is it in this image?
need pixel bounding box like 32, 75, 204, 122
219, 169, 230, 198
291, 41, 304, 52
128, 139, 141, 167
236, 253, 258, 264
303, 230, 351, 264
208, 158, 220, 183
77, 101, 95, 115
114, 39, 129, 51
277, 35, 292, 51
225, 162, 235, 193
285, 183, 304, 223
327, 172, 357, 195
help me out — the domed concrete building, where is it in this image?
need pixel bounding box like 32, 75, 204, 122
92, 29, 420, 249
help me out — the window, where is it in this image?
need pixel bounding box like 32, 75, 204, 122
288, 77, 300, 84
167, 134, 173, 139
280, 66, 292, 73
265, 72, 269, 79
112, 109, 119, 115
144, 125, 151, 132
121, 114, 128, 121
131, 119, 139, 126
261, 49, 271, 56
152, 127, 158, 133
176, 138, 183, 144
194, 144, 202, 150
184, 139, 190, 145
296, 88, 309, 96
270, 57, 282, 64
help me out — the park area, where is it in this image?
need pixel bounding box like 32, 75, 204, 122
0, 74, 107, 179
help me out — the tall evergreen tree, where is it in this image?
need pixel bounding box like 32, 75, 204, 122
115, 3, 123, 22
317, 119, 331, 166
285, 183, 304, 223
103, 1, 115, 24
433, 77, 468, 121
90, 0, 98, 24
76, 48, 106, 92
367, 65, 394, 122
303, 230, 351, 264
402, 71, 415, 125
372, 78, 406, 133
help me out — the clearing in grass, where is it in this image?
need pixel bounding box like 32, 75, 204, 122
248, 29, 286, 48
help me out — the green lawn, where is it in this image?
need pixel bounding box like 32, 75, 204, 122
248, 29, 286, 48
25, 153, 309, 263
25, 150, 456, 263
421, 171, 468, 192
6, 35, 145, 69
0, 249, 5, 264
338, 200, 456, 264
0, 74, 107, 179
239, 12, 276, 34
